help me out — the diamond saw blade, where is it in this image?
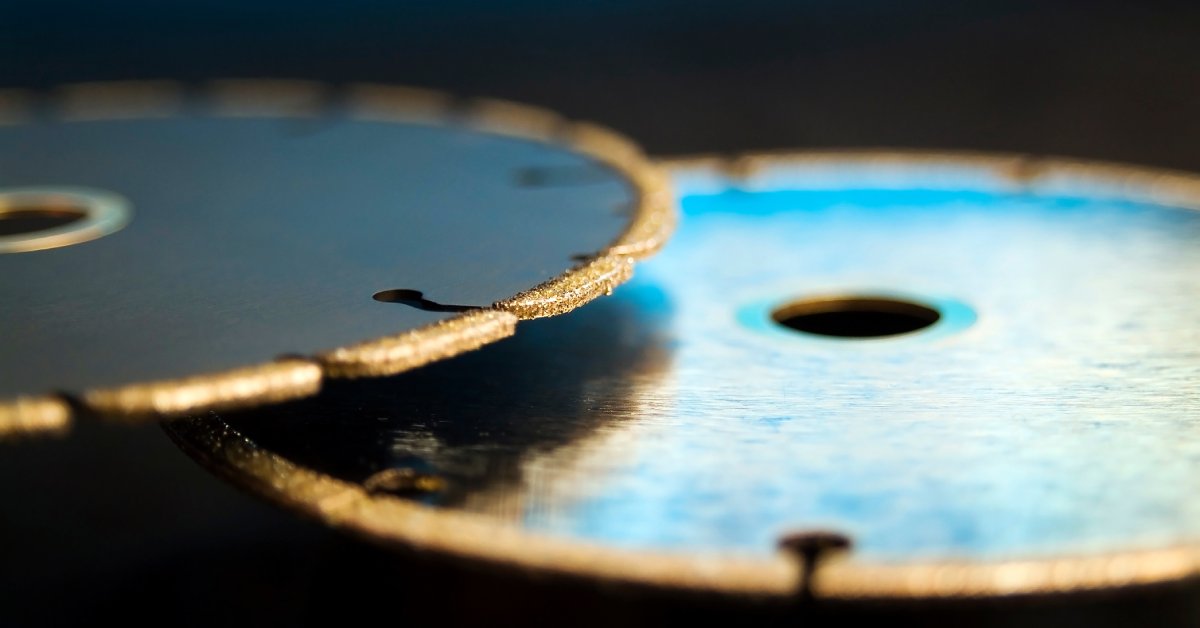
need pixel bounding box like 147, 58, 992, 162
0, 80, 674, 436
169, 151, 1200, 600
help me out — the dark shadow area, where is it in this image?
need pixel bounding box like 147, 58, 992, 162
221, 281, 673, 509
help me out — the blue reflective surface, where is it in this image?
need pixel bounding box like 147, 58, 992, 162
502, 173, 1200, 559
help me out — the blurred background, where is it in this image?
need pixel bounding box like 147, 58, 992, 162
5, 0, 1200, 166
3, 1, 1200, 625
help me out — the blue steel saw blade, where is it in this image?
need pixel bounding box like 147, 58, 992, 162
169, 152, 1200, 597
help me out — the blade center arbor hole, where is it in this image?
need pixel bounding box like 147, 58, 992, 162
0, 206, 88, 236
771, 296, 941, 339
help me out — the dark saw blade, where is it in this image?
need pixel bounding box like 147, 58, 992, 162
0, 80, 673, 433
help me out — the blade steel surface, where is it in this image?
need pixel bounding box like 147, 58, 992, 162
0, 82, 666, 421
172, 152, 1200, 593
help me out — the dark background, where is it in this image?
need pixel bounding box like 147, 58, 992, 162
3, 1, 1200, 625
4, 0, 1200, 167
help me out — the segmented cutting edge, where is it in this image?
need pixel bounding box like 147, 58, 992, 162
0, 80, 676, 438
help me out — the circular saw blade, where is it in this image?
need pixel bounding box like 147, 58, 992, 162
170, 151, 1200, 600
0, 80, 674, 436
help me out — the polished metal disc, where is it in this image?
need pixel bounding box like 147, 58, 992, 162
0, 81, 672, 433
169, 152, 1200, 599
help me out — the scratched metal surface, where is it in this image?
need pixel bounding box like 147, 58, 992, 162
0, 100, 632, 397
215, 157, 1200, 561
